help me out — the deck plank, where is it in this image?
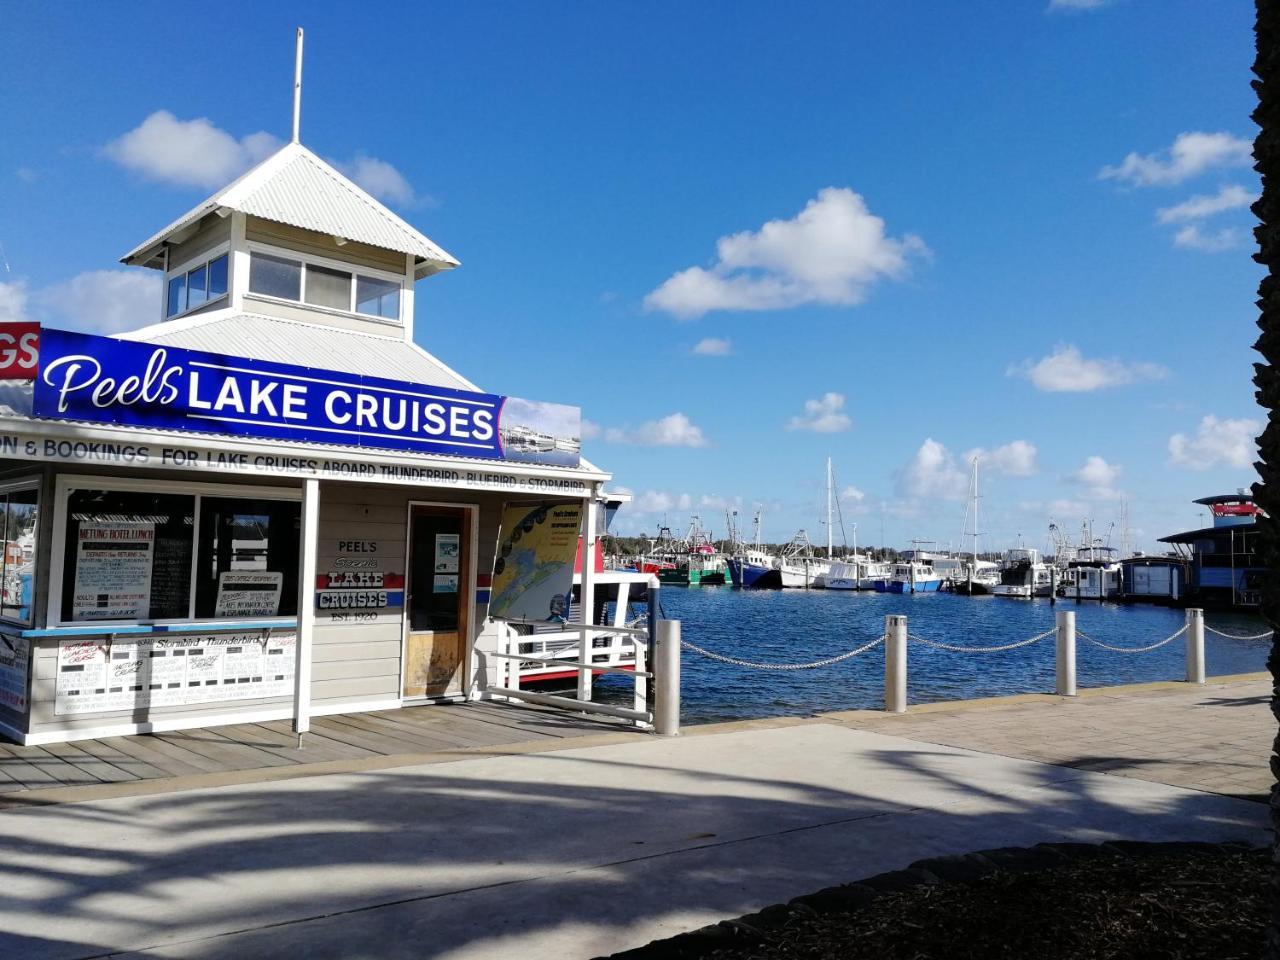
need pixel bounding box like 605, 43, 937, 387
38, 741, 139, 784
154, 730, 294, 770
315, 715, 433, 756
256, 720, 379, 760
329, 712, 469, 754
92, 736, 208, 779
0, 744, 78, 789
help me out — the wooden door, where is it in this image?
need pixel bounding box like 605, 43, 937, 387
403, 506, 471, 698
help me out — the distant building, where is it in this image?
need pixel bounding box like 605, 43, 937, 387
1157, 492, 1263, 610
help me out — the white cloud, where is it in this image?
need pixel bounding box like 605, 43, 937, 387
1048, 0, 1111, 8
1168, 415, 1260, 470
1069, 455, 1122, 499
787, 392, 852, 433
103, 111, 282, 189
1047, 499, 1089, 517
333, 154, 425, 206
644, 187, 927, 319
604, 412, 708, 447
1172, 224, 1243, 252
35, 271, 161, 334
1099, 132, 1252, 188
0, 280, 31, 322
964, 440, 1039, 476
1009, 344, 1168, 392
692, 337, 732, 356
840, 486, 866, 502
580, 420, 601, 440
104, 111, 423, 206
15, 167, 38, 184
1156, 185, 1255, 223
899, 439, 969, 501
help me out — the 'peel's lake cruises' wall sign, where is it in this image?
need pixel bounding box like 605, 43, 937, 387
33, 328, 582, 467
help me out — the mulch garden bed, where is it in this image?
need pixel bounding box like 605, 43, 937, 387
604, 841, 1267, 960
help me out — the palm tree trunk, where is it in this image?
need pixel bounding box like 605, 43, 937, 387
1254, 3, 1280, 955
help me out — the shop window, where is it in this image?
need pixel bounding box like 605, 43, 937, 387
0, 485, 39, 625
193, 497, 300, 619
249, 252, 303, 301
61, 489, 195, 622
165, 253, 229, 319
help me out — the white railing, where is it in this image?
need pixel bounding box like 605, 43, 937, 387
479, 621, 656, 727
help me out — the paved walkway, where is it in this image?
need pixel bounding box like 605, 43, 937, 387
828, 673, 1273, 802
0, 675, 1269, 960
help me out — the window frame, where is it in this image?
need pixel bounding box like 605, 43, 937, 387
0, 476, 42, 628
245, 241, 404, 325
164, 244, 231, 321
48, 474, 302, 629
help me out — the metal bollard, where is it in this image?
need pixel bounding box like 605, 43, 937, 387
1185, 608, 1205, 684
654, 618, 681, 736
885, 615, 907, 713
1055, 609, 1076, 697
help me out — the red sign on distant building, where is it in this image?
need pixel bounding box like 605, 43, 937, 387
0, 323, 39, 380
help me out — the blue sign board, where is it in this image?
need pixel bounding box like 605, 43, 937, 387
33, 328, 582, 467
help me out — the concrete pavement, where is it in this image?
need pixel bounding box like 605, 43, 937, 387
0, 710, 1267, 960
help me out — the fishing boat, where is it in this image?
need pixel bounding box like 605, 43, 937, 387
938, 556, 1000, 594
776, 530, 831, 588
874, 549, 945, 593
725, 509, 780, 587
991, 548, 1053, 599
1053, 523, 1122, 600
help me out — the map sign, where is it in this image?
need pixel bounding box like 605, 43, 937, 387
488, 502, 583, 621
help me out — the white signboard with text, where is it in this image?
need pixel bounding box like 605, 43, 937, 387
72, 521, 155, 620
54, 632, 296, 716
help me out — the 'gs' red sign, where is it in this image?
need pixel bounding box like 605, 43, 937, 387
0, 323, 39, 379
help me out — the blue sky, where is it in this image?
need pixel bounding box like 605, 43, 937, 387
0, 1, 1261, 553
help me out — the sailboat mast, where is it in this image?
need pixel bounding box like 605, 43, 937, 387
826, 457, 834, 557
972, 456, 979, 560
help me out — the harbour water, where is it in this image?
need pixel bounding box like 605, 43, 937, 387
599, 589, 1271, 724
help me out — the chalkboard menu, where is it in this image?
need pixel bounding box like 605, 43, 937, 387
150, 534, 193, 619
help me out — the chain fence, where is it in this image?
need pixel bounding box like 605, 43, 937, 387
1204, 625, 1274, 641
680, 634, 885, 671
906, 627, 1057, 654
1075, 625, 1186, 654
677, 615, 1251, 672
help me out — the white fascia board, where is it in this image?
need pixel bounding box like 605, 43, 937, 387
3, 415, 610, 487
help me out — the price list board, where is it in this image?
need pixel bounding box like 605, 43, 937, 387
55, 632, 296, 716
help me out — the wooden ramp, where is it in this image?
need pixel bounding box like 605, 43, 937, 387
0, 701, 634, 799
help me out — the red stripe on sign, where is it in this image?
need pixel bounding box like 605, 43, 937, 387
476, 573, 492, 588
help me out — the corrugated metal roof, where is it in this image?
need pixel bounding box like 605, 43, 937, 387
121, 143, 459, 278
128, 313, 476, 391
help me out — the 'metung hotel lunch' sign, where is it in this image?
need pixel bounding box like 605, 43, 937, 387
32, 328, 582, 468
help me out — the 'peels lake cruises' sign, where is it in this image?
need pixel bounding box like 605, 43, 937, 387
33, 328, 582, 468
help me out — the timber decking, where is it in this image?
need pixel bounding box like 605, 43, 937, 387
0, 701, 629, 797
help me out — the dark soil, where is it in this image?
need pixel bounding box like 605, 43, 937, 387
702, 847, 1267, 960
607, 845, 1270, 960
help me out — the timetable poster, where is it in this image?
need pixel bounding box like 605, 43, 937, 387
55, 633, 297, 716
72, 522, 155, 620
215, 571, 284, 617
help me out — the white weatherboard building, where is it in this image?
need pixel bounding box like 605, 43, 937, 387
0, 135, 618, 746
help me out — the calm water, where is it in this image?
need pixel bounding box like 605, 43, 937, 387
594, 588, 1271, 723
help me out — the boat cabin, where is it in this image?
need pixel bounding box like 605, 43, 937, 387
1157, 492, 1264, 609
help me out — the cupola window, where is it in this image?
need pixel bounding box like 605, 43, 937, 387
165, 252, 229, 319
247, 249, 401, 321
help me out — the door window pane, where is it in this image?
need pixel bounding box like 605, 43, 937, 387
409, 513, 462, 632
249, 253, 302, 300
61, 490, 194, 622
194, 497, 300, 619
304, 264, 352, 310
207, 254, 228, 298
167, 274, 187, 317
356, 275, 400, 319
